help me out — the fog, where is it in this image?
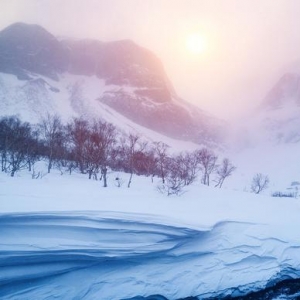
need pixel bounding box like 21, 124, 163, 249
1, 0, 300, 119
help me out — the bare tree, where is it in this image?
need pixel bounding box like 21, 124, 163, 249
91, 120, 117, 187
167, 152, 199, 187
121, 134, 148, 188
153, 141, 169, 184
158, 158, 184, 196
251, 173, 269, 194
67, 118, 90, 173
196, 148, 218, 186
180, 151, 200, 185
137, 146, 157, 181
157, 174, 186, 196
83, 123, 100, 179
25, 127, 41, 172
70, 120, 116, 184
0, 116, 14, 172
0, 116, 34, 176
214, 158, 236, 188
39, 113, 64, 173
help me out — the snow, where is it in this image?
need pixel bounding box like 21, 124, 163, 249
1, 163, 300, 299
1, 72, 300, 298
0, 72, 199, 152
229, 94, 300, 147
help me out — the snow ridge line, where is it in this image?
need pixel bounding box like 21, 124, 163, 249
0, 213, 299, 299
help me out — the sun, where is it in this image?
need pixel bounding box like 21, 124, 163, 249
186, 33, 207, 55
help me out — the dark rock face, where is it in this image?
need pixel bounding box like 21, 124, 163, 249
0, 23, 68, 80
0, 23, 170, 95
99, 91, 220, 143
0, 22, 224, 145
63, 39, 170, 91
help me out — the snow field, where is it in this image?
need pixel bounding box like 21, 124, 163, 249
1, 165, 300, 299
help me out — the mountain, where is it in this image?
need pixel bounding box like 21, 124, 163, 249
0, 23, 67, 80
0, 22, 224, 146
262, 73, 300, 109
230, 71, 300, 149
253, 72, 300, 144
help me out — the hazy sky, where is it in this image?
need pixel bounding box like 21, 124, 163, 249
1, 0, 300, 119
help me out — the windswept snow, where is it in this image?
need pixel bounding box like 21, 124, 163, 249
1, 213, 299, 299
1, 168, 300, 299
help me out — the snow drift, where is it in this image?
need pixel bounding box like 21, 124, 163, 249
1, 169, 300, 299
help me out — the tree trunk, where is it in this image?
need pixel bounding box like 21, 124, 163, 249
11, 168, 16, 177
102, 167, 108, 187
47, 160, 52, 173
219, 178, 224, 188
79, 161, 84, 174
128, 172, 133, 188
28, 160, 32, 172
1, 154, 7, 172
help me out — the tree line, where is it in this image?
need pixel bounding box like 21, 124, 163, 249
0, 114, 236, 195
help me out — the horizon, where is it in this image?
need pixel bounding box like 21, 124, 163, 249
1, 0, 300, 120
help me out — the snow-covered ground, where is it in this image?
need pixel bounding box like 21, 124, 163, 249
1, 163, 300, 299
1, 70, 300, 299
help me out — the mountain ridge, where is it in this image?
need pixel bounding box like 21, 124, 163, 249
0, 22, 225, 146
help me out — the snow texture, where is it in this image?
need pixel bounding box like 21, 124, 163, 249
1, 168, 300, 299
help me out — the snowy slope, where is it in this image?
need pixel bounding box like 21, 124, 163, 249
234, 72, 300, 146
1, 167, 300, 299
0, 69, 223, 147
0, 22, 225, 146
0, 72, 200, 152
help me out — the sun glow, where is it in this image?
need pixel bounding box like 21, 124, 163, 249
186, 33, 207, 55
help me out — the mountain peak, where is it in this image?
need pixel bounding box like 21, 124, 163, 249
0, 23, 224, 145
0, 22, 56, 42
0, 22, 67, 80
262, 72, 300, 110
1, 22, 46, 31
